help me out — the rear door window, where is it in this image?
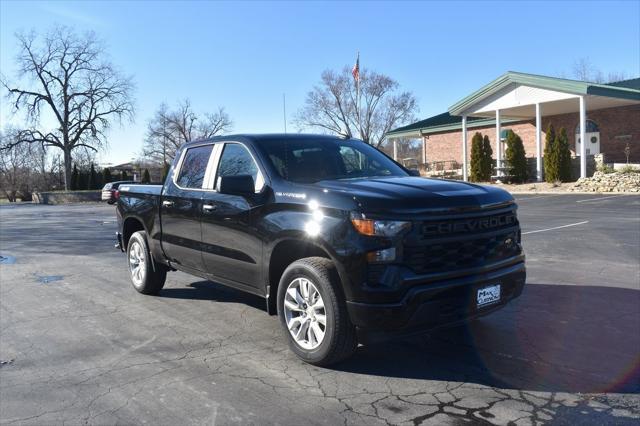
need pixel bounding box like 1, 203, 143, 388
176, 145, 214, 189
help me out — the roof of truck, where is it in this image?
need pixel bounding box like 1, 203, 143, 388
183, 133, 356, 148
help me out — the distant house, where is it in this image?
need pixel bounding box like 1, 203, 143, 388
110, 162, 163, 183
386, 72, 640, 181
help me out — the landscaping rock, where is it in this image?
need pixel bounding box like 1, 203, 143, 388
571, 171, 640, 193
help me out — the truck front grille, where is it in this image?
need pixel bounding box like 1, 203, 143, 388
404, 230, 520, 274
404, 205, 521, 275
420, 210, 517, 238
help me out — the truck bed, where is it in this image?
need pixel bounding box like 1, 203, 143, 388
116, 184, 164, 257
118, 184, 163, 196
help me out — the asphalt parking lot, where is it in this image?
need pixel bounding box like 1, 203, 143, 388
1, 194, 639, 425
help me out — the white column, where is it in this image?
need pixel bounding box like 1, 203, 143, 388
535, 103, 542, 182
462, 115, 468, 181
393, 139, 398, 161
579, 96, 587, 178
422, 137, 427, 164
495, 109, 501, 177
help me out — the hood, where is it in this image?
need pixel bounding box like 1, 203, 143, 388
317, 176, 514, 216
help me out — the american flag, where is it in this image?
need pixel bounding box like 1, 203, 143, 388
352, 53, 360, 82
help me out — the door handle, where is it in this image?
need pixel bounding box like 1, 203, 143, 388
202, 204, 217, 212
162, 200, 174, 208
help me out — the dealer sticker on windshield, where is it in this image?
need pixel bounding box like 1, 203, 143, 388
477, 284, 501, 307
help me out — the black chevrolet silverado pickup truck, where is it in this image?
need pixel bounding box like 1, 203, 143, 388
116, 134, 525, 365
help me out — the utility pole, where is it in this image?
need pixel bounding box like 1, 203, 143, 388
162, 116, 167, 166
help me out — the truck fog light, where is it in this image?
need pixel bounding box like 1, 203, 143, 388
367, 247, 396, 263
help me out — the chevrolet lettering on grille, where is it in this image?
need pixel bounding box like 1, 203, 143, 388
423, 213, 516, 236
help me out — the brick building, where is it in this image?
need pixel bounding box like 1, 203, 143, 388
386, 72, 640, 181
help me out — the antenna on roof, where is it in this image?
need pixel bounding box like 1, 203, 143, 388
283, 93, 287, 134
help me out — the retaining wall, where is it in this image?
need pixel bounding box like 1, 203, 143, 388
33, 191, 101, 204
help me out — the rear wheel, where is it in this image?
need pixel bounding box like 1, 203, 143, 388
277, 257, 357, 366
127, 231, 166, 295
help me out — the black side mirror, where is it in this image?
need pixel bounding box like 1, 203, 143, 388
407, 169, 421, 177
218, 175, 255, 195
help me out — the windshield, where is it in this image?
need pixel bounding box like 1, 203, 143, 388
258, 138, 408, 183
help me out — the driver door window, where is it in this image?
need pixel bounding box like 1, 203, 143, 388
216, 143, 264, 192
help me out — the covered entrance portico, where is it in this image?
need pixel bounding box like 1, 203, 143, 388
449, 72, 640, 181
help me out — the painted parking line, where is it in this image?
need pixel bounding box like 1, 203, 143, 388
575, 195, 628, 203
515, 195, 559, 201
522, 220, 589, 235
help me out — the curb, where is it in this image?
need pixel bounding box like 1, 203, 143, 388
505, 191, 639, 195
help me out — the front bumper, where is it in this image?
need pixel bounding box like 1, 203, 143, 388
346, 261, 525, 339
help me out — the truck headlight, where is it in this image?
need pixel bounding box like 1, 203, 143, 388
350, 213, 411, 237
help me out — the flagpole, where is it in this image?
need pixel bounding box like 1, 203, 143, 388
351, 51, 361, 139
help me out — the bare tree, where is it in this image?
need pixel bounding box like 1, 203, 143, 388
572, 58, 627, 83
71, 146, 98, 169
1, 26, 135, 190
0, 128, 46, 201
295, 66, 418, 147
143, 99, 232, 164
48, 152, 66, 190
605, 71, 628, 84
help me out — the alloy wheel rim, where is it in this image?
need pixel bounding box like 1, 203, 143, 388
283, 277, 326, 350
128, 241, 146, 286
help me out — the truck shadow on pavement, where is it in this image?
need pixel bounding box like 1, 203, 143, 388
159, 281, 267, 311
160, 281, 640, 394
340, 283, 640, 395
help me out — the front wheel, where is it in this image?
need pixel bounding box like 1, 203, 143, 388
127, 231, 166, 295
277, 257, 357, 366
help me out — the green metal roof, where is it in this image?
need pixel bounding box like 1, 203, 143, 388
386, 71, 640, 138
390, 112, 481, 134
448, 71, 640, 116
608, 78, 640, 90
386, 112, 521, 138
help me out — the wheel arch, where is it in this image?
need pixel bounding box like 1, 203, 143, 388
122, 216, 168, 274
122, 216, 146, 250
266, 237, 336, 315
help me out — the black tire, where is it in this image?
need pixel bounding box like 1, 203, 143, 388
277, 257, 357, 366
127, 231, 166, 295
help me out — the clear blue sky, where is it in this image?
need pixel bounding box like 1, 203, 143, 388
1, 0, 639, 165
